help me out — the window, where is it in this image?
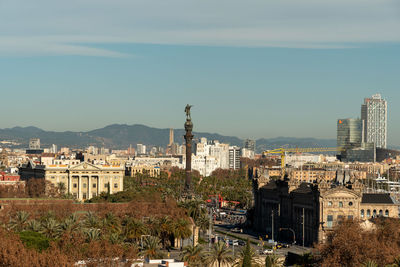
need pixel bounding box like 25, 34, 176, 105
373, 210, 377, 217
104, 183, 109, 188
73, 183, 77, 188
349, 202, 353, 206
379, 210, 383, 216
73, 193, 77, 198
361, 209, 364, 218
339, 202, 343, 208
337, 215, 343, 221
327, 215, 333, 228
114, 183, 118, 188
367, 210, 371, 218
83, 193, 87, 199
385, 210, 389, 217
348, 215, 353, 220
93, 184, 96, 188
83, 183, 87, 188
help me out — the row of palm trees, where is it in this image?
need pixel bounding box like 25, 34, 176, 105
6, 211, 282, 266
6, 210, 192, 247
179, 199, 210, 232
180, 241, 280, 267
362, 259, 400, 267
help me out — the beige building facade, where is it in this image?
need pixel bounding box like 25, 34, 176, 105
20, 161, 124, 201
288, 169, 367, 183
290, 169, 337, 183
126, 164, 161, 177
306, 162, 390, 176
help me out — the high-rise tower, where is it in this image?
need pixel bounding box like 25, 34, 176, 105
169, 128, 174, 146
337, 119, 363, 149
337, 118, 363, 160
361, 94, 387, 148
244, 139, 256, 152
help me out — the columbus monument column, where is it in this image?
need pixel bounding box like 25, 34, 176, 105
184, 104, 194, 195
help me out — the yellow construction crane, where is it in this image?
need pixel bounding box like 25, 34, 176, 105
263, 147, 345, 179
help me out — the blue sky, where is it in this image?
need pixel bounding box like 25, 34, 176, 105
0, 0, 400, 144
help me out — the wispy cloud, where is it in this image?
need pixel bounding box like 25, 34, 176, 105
0, 36, 130, 57
0, 0, 399, 56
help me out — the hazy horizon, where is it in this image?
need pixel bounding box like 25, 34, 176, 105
0, 123, 372, 143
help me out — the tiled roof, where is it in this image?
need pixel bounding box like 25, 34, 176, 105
41, 153, 55, 157
362, 193, 394, 204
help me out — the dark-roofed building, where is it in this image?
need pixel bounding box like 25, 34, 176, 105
253, 179, 399, 246
362, 193, 394, 204
360, 193, 397, 219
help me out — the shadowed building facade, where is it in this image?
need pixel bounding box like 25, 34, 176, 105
253, 179, 399, 246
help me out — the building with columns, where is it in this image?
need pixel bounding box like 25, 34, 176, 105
19, 161, 124, 201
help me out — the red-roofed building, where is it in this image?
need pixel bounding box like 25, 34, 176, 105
0, 172, 20, 181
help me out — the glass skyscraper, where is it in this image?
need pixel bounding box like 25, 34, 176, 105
337, 118, 363, 149
361, 94, 387, 148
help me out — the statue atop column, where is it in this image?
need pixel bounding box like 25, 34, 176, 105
185, 104, 193, 121
184, 104, 194, 196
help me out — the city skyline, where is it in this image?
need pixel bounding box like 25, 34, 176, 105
0, 93, 397, 145
1, 1, 399, 143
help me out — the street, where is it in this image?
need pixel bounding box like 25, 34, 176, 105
213, 223, 312, 257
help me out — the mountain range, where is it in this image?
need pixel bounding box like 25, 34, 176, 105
0, 124, 337, 152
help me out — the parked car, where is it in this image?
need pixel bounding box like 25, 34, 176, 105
228, 239, 239, 246
263, 249, 274, 254
238, 240, 246, 246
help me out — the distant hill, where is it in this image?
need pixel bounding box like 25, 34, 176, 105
0, 124, 337, 152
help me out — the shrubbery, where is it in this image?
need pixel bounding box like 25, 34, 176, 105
19, 231, 50, 252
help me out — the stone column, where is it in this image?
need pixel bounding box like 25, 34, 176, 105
184, 106, 194, 195
78, 176, 82, 201
120, 172, 123, 191
97, 176, 100, 195
109, 176, 113, 194
68, 174, 72, 194
88, 176, 91, 199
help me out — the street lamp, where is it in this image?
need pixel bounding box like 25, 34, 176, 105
208, 206, 214, 248
232, 241, 238, 255
279, 228, 296, 245
302, 208, 305, 247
